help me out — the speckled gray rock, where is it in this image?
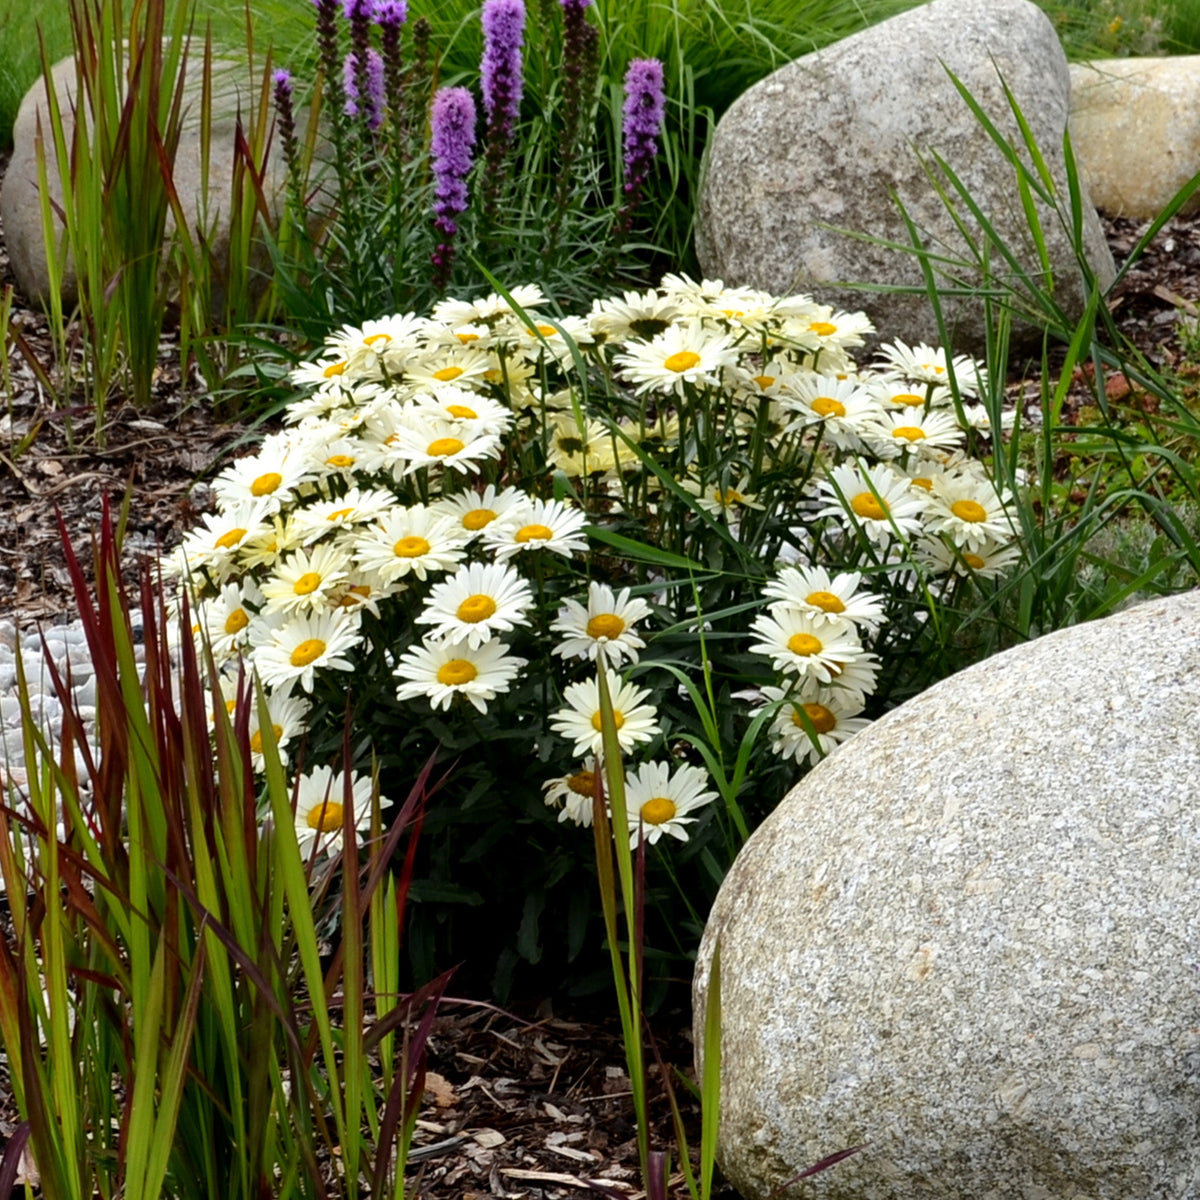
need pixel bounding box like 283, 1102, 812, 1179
695, 591, 1200, 1200
0, 51, 302, 314
1069, 56, 1200, 219
696, 0, 1115, 350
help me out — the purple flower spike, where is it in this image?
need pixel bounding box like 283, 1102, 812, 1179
430, 85, 478, 286
343, 47, 385, 129
341, 0, 376, 18
375, 0, 408, 27
558, 0, 593, 10
621, 58, 665, 191
481, 0, 525, 136
272, 67, 293, 95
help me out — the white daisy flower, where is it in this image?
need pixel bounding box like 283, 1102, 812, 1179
542, 760, 600, 827
430, 484, 528, 541
292, 487, 398, 544
324, 312, 426, 374
415, 562, 535, 648
867, 378, 953, 411
385, 417, 503, 478
404, 346, 495, 391
588, 288, 679, 344
917, 534, 1022, 578
760, 686, 871, 767
260, 542, 353, 617
412, 387, 515, 439
781, 375, 880, 449
251, 610, 361, 694
393, 636, 527, 713
623, 760, 717, 847
860, 408, 966, 460
549, 669, 661, 759
177, 500, 273, 576
293, 766, 393, 857
958, 403, 1017, 437
212, 441, 313, 512
551, 582, 652, 666
613, 320, 740, 397
875, 338, 988, 396
747, 609, 864, 683
678, 474, 765, 519
236, 513, 307, 571
352, 505, 468, 585
792, 653, 881, 708
513, 314, 594, 365
924, 474, 1016, 551
431, 284, 548, 328
815, 462, 928, 546
483, 498, 588, 561
245, 689, 311, 770
803, 306, 875, 350
202, 579, 266, 660
763, 566, 886, 630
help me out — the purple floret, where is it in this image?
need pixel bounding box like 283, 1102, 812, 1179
343, 47, 385, 129
375, 0, 408, 26
481, 0, 525, 136
341, 0, 376, 18
430, 86, 477, 284
621, 58, 665, 190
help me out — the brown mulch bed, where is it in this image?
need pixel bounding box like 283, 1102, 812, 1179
2, 139, 1200, 1197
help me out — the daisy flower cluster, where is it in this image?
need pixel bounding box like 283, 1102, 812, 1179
172, 275, 1022, 859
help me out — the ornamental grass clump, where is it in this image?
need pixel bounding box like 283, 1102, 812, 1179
172, 276, 1023, 992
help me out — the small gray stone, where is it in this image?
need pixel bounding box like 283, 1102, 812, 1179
1069, 56, 1200, 219
695, 590, 1200, 1200
696, 0, 1115, 350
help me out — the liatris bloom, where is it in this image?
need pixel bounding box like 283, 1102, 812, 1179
613, 57, 665, 238
376, 0, 408, 148
272, 68, 300, 179
430, 86, 477, 288
312, 0, 347, 126
343, 47, 385, 128
480, 0, 526, 211
547, 0, 598, 251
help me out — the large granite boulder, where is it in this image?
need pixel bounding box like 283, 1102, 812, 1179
0, 50, 297, 316
695, 591, 1200, 1200
696, 0, 1116, 350
1069, 56, 1200, 219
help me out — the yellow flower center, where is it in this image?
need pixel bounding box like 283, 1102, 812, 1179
457, 594, 498, 623
791, 703, 837, 735
811, 396, 845, 418
851, 492, 889, 521
323, 360, 347, 378
306, 801, 344, 832
805, 590, 845, 614
249, 724, 283, 753
327, 507, 354, 522
911, 477, 933, 491
293, 572, 322, 596
433, 366, 464, 381
456, 331, 480, 344
515, 523, 553, 543
951, 499, 988, 523
894, 392, 925, 407
664, 350, 701, 373
787, 633, 823, 657
326, 454, 355, 468
394, 536, 431, 557
215, 527, 247, 549
251, 472, 283, 496
892, 426, 926, 442
224, 607, 250, 634
567, 770, 596, 797
484, 368, 503, 383
446, 404, 478, 419
753, 374, 776, 390
437, 659, 478, 686
809, 321, 837, 337
963, 552, 986, 569
336, 584, 372, 608
428, 437, 466, 457
364, 332, 391, 345
640, 797, 677, 826
462, 508, 497, 531
225, 698, 238, 714
527, 324, 558, 337
586, 613, 626, 640
591, 709, 625, 732
290, 638, 326, 667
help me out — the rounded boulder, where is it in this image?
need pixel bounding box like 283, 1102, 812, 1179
695, 591, 1200, 1200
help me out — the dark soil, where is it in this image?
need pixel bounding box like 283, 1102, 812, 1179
2, 142, 1200, 1196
